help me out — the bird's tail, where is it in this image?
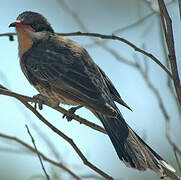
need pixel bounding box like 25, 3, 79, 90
95, 111, 176, 176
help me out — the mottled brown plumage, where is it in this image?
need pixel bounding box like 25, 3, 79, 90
9, 11, 176, 176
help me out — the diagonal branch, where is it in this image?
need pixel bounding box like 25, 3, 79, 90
25, 125, 50, 180
0, 84, 112, 180
113, 12, 155, 34
0, 84, 106, 134
21, 100, 113, 180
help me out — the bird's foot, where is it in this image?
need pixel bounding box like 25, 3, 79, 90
33, 94, 49, 110
63, 105, 82, 121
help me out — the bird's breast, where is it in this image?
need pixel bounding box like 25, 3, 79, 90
16, 27, 33, 58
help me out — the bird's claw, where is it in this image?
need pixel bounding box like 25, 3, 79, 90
63, 105, 82, 121
33, 94, 48, 110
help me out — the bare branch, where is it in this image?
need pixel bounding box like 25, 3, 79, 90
178, 0, 181, 20
113, 12, 155, 34
25, 125, 50, 180
0, 84, 112, 180
0, 132, 81, 180
0, 84, 106, 134
158, 18, 181, 119
30, 123, 62, 161
3, 31, 170, 77
1, 33, 171, 78
58, 0, 87, 31
173, 149, 181, 171
158, 0, 181, 108
0, 32, 16, 41
57, 31, 172, 77
23, 103, 113, 179
165, 118, 181, 156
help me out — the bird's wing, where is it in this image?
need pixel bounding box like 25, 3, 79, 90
21, 36, 117, 116
98, 67, 132, 111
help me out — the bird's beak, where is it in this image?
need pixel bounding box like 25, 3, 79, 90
9, 20, 22, 28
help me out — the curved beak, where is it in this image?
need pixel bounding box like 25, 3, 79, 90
9, 20, 22, 28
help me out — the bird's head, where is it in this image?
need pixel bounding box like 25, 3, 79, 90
9, 11, 54, 57
9, 11, 54, 33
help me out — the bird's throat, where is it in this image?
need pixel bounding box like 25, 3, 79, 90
16, 27, 33, 58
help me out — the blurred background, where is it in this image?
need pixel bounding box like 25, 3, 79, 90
0, 0, 180, 179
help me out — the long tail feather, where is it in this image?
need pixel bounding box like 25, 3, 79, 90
95, 111, 176, 176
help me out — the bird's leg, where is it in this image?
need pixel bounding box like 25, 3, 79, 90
33, 94, 50, 110
63, 105, 83, 121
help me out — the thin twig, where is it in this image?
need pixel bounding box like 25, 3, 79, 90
31, 123, 62, 161
58, 0, 87, 31
165, 118, 181, 156
0, 132, 81, 180
173, 148, 181, 171
113, 12, 155, 34
158, 18, 181, 119
85, 0, 175, 49
25, 125, 50, 180
158, 0, 181, 108
178, 0, 181, 21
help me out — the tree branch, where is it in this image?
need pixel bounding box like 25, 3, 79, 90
133, 54, 181, 157
0, 84, 112, 180
25, 125, 50, 180
56, 31, 172, 78
0, 32, 16, 41
22, 102, 113, 180
0, 84, 106, 134
158, 18, 181, 119
0, 132, 81, 180
158, 0, 181, 109
178, 0, 181, 21
2, 31, 172, 78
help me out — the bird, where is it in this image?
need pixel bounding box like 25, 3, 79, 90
9, 11, 176, 177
